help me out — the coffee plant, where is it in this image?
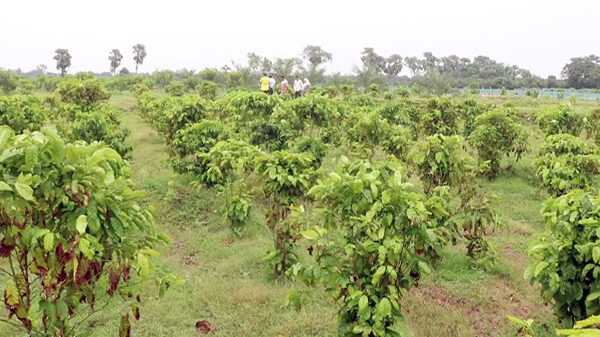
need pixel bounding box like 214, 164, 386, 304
588, 108, 600, 145
0, 127, 173, 337
55, 78, 110, 107
420, 97, 460, 136
0, 95, 46, 133
407, 134, 473, 193
534, 134, 600, 196
255, 151, 317, 275
469, 108, 528, 178
526, 189, 600, 323
304, 160, 448, 336
536, 104, 586, 137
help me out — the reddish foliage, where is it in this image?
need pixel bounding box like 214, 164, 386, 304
107, 269, 120, 295
0, 238, 15, 257
122, 267, 131, 282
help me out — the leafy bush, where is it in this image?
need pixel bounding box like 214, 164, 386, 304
0, 127, 173, 336
285, 94, 340, 128
420, 97, 460, 136
199, 139, 261, 185
407, 134, 472, 192
219, 181, 252, 236
69, 108, 132, 158
536, 104, 586, 137
0, 95, 46, 133
247, 118, 289, 151
346, 110, 413, 159
588, 108, 600, 145
290, 135, 327, 167
164, 81, 186, 96
456, 99, 491, 137
163, 95, 210, 143
227, 91, 282, 119
56, 78, 110, 107
169, 120, 229, 174
377, 99, 420, 137
469, 108, 528, 178
452, 186, 501, 270
534, 134, 600, 196
255, 151, 317, 275
526, 189, 600, 323
197, 80, 219, 100
304, 160, 448, 336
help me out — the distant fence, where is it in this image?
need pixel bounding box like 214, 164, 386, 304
468, 88, 600, 100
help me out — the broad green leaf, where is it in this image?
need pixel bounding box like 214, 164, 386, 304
301, 229, 320, 240
0, 181, 11, 192
377, 298, 392, 318
76, 215, 88, 234
534, 262, 549, 277
14, 183, 34, 201
43, 233, 54, 252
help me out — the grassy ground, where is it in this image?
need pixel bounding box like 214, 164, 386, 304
1, 92, 598, 336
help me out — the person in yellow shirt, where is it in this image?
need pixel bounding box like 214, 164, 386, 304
259, 73, 270, 94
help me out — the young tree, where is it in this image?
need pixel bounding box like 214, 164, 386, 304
53, 49, 71, 77
108, 49, 123, 76
132, 43, 147, 74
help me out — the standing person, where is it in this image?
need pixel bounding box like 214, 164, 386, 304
260, 73, 270, 94
268, 75, 276, 95
280, 76, 289, 95
293, 76, 303, 98
302, 78, 311, 95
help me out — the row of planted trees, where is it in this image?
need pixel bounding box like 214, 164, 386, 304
135, 79, 560, 335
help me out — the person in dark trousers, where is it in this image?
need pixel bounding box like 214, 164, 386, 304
293, 76, 303, 98
268, 75, 275, 95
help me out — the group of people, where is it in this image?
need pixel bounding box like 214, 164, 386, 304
260, 73, 311, 98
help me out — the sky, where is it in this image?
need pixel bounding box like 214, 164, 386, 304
2, 0, 599, 78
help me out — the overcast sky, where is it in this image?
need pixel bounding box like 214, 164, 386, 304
2, 0, 598, 77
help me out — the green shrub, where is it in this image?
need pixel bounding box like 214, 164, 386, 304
420, 97, 460, 136
304, 160, 448, 336
526, 189, 600, 323
255, 151, 317, 275
69, 108, 132, 158
469, 108, 528, 178
55, 78, 110, 107
407, 134, 472, 192
163, 95, 210, 143
164, 81, 186, 96
199, 139, 261, 185
0, 95, 46, 133
456, 99, 491, 137
587, 108, 600, 145
0, 127, 173, 336
197, 80, 219, 100
536, 104, 586, 137
534, 134, 600, 196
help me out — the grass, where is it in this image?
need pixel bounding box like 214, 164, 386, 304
1, 92, 598, 337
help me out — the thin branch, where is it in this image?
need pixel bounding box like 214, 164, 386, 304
65, 299, 113, 337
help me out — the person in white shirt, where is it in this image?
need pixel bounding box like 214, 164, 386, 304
302, 78, 311, 95
268, 75, 276, 95
293, 76, 303, 98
